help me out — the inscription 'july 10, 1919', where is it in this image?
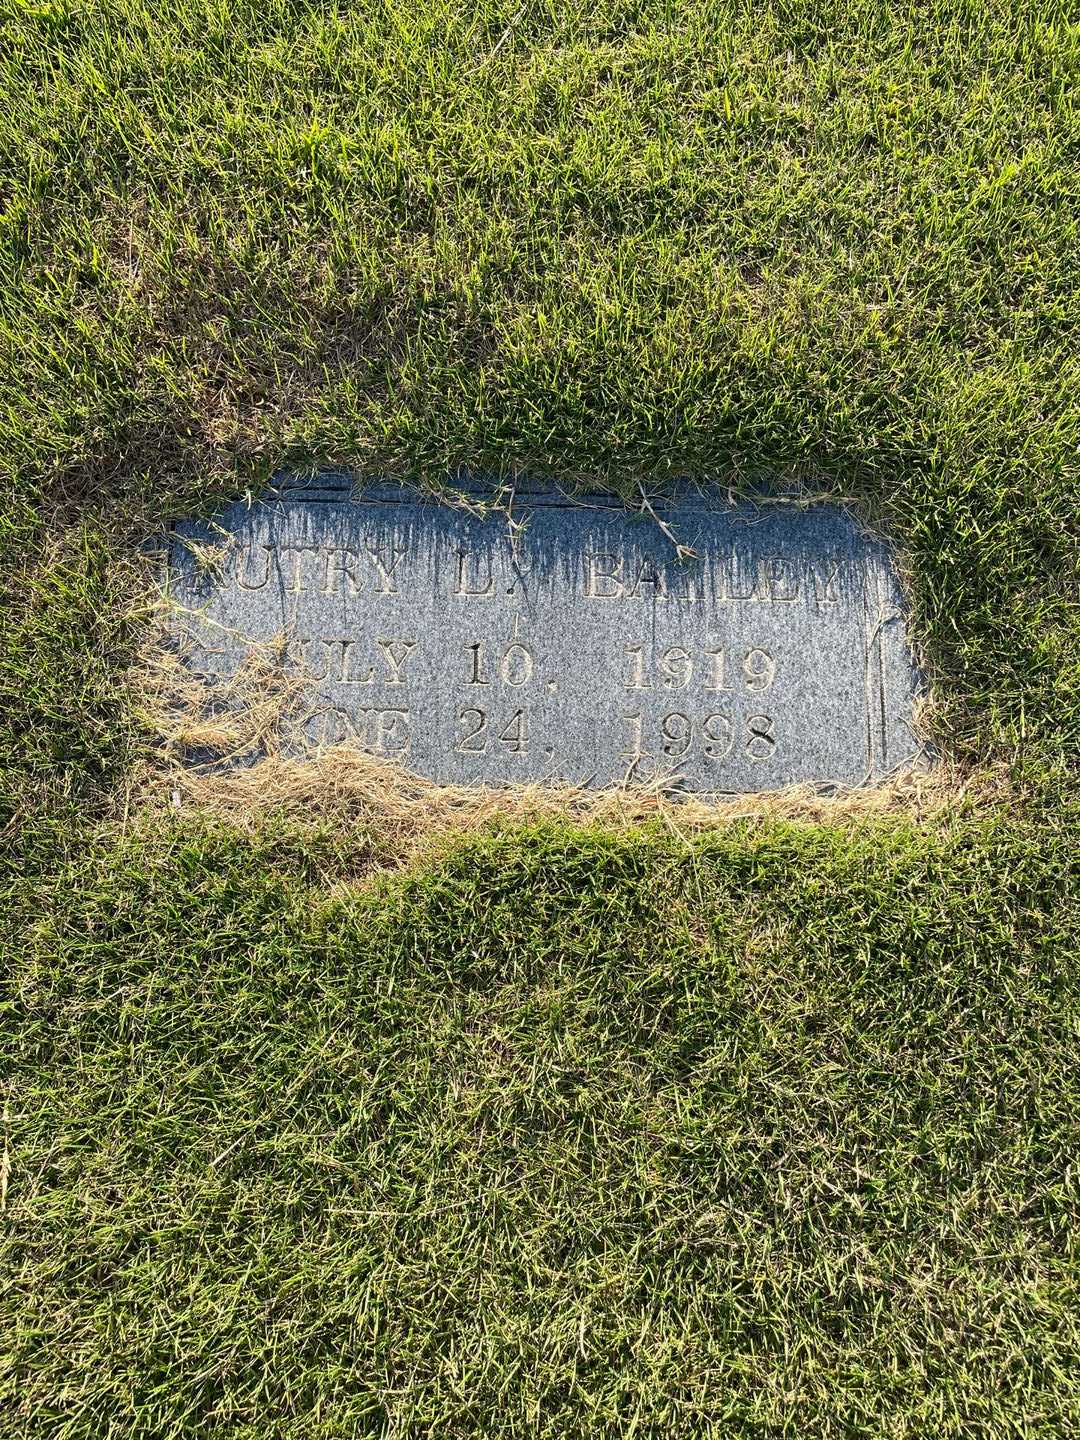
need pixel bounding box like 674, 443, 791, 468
166, 476, 924, 794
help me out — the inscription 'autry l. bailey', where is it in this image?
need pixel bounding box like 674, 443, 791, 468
166, 477, 924, 793
217, 541, 845, 607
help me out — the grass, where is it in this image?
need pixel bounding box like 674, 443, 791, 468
2, 1, 1079, 1435
6, 815, 1079, 1436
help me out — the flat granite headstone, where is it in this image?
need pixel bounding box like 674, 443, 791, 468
165, 476, 925, 794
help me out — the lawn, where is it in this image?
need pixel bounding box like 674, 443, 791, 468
2, 2, 1079, 1435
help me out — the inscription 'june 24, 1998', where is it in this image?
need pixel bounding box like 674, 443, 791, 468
166, 477, 924, 794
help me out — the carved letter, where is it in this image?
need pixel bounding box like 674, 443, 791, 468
374, 708, 410, 754
235, 545, 272, 590
366, 546, 406, 594
338, 642, 376, 685
669, 567, 706, 603
321, 706, 369, 746
377, 639, 417, 685
323, 548, 363, 595
812, 560, 843, 604
295, 637, 331, 681
585, 553, 623, 599
724, 556, 759, 602
455, 550, 494, 597
628, 559, 668, 599
761, 557, 798, 601
280, 545, 317, 593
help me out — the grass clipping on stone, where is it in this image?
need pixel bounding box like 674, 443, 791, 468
132, 629, 962, 855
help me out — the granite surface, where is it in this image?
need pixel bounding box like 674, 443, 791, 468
166, 476, 926, 793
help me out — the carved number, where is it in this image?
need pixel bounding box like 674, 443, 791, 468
465, 641, 535, 687
703, 713, 735, 758
745, 714, 776, 760
455, 707, 530, 755
625, 645, 776, 693
457, 708, 487, 753
499, 710, 529, 753
742, 649, 776, 692
661, 712, 692, 756
623, 712, 775, 762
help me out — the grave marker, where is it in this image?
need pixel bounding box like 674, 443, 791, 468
166, 476, 925, 793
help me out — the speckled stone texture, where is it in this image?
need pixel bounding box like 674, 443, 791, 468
166, 476, 925, 794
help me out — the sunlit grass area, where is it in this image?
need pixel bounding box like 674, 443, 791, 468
2, 2, 1079, 1434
